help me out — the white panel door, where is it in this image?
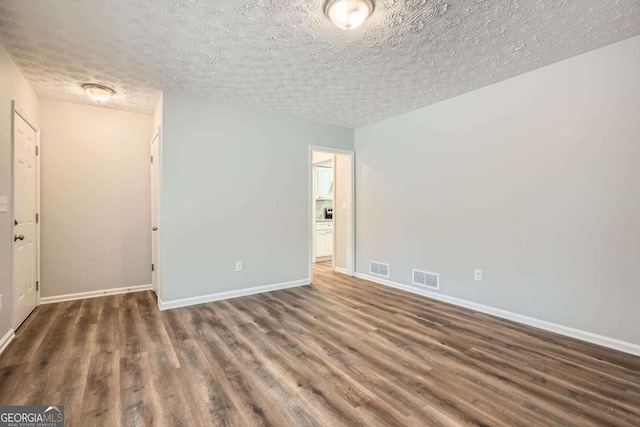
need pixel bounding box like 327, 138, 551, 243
13, 112, 38, 328
150, 132, 160, 295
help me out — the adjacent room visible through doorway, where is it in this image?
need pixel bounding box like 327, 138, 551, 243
309, 146, 354, 282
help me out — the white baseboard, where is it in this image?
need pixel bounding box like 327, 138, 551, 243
158, 278, 310, 311
355, 273, 640, 357
40, 284, 152, 304
0, 328, 15, 356
333, 267, 348, 275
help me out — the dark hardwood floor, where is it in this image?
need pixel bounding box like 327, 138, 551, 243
1, 262, 640, 426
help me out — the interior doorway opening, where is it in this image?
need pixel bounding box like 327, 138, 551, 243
309, 146, 354, 283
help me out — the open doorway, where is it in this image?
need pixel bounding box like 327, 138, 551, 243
309, 146, 354, 283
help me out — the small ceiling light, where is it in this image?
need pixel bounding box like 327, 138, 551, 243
324, 0, 373, 31
82, 83, 115, 103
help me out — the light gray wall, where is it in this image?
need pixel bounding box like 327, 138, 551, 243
0, 44, 40, 336
160, 93, 354, 302
40, 100, 152, 297
354, 35, 640, 346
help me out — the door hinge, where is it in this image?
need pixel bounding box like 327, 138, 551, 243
150, 155, 153, 163
36, 213, 39, 224
35, 146, 39, 156
36, 281, 39, 291
151, 264, 155, 272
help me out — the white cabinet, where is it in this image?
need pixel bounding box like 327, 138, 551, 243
315, 230, 333, 257
315, 166, 333, 200
315, 222, 333, 258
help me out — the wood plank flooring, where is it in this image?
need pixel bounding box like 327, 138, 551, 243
1, 261, 640, 426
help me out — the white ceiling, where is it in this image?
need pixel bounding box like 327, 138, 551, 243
0, 0, 639, 128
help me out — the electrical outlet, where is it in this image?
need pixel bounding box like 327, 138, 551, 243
474, 269, 482, 282
235, 261, 243, 272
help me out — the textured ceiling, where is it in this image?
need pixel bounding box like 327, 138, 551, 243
0, 0, 639, 128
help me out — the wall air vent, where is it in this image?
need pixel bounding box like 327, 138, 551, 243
370, 261, 390, 278
413, 269, 439, 290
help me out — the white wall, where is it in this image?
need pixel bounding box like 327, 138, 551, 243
334, 153, 351, 271
152, 92, 163, 137
40, 100, 152, 297
160, 93, 354, 302
0, 44, 40, 337
355, 35, 640, 346
312, 152, 334, 164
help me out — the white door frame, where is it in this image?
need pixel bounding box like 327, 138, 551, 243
11, 100, 41, 327
151, 126, 162, 303
309, 145, 355, 282
330, 156, 336, 270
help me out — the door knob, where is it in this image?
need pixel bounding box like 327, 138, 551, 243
14, 234, 24, 241
152, 227, 158, 231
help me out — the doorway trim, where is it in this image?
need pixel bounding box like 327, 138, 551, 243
309, 145, 355, 283
11, 100, 41, 328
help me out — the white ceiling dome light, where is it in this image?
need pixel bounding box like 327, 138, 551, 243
82, 83, 115, 103
324, 0, 374, 31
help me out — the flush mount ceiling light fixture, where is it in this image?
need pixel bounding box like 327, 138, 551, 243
82, 83, 115, 103
324, 0, 374, 31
